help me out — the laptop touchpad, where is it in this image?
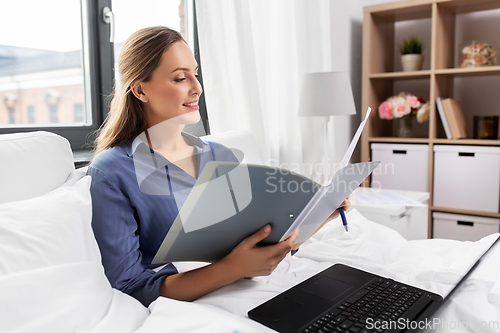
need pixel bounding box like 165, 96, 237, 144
303, 277, 353, 300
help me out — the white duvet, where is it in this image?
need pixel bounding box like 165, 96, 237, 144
137, 210, 500, 332
1, 174, 498, 333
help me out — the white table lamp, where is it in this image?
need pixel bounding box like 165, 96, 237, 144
298, 71, 356, 183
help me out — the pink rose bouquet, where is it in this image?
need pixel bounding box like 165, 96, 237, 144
378, 92, 430, 123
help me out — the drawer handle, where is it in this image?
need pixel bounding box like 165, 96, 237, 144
393, 150, 407, 154
457, 220, 474, 227
458, 152, 475, 157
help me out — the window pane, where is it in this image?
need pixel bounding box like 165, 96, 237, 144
0, 0, 89, 127
8, 107, 15, 124
28, 106, 35, 123
74, 103, 84, 122
112, 0, 189, 60
49, 105, 58, 123
111, 0, 203, 135
112, 0, 192, 82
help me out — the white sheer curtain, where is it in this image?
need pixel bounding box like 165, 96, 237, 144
196, 0, 337, 182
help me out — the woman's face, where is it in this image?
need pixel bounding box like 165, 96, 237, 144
137, 41, 202, 128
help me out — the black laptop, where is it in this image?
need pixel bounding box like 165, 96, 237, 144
248, 235, 500, 333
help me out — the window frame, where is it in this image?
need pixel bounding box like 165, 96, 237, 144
0, 0, 110, 151
193, 0, 210, 135
0, 0, 208, 150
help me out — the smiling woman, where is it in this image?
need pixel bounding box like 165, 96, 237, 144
0, 0, 199, 150
87, 26, 300, 307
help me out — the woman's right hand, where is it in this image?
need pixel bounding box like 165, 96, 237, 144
221, 224, 299, 279
160, 225, 299, 301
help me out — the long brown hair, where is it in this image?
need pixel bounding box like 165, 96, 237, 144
93, 26, 185, 156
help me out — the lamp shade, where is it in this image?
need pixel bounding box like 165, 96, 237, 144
298, 71, 356, 117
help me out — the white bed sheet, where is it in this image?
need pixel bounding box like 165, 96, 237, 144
136, 209, 500, 333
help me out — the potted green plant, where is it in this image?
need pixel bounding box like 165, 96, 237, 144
399, 35, 424, 71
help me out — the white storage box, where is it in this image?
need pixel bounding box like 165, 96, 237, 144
433, 145, 500, 213
433, 212, 499, 241
371, 143, 429, 192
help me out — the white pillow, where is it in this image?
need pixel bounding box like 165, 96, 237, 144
0, 131, 75, 204
0, 176, 148, 333
0, 176, 98, 274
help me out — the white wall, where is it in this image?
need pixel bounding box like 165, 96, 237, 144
327, 0, 401, 163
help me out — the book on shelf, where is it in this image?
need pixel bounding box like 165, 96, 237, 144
436, 97, 452, 139
441, 98, 468, 139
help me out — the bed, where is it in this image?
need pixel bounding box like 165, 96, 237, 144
1, 131, 499, 333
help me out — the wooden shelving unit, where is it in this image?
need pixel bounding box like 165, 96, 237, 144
361, 0, 500, 238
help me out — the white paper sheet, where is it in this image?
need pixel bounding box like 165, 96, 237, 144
335, 107, 372, 175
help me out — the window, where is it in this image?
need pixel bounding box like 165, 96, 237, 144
0, 1, 88, 126
0, 0, 206, 149
49, 105, 58, 123
8, 107, 15, 124
109, 0, 208, 136
28, 106, 36, 123
0, 0, 96, 149
74, 104, 84, 122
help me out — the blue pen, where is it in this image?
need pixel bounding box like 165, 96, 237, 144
339, 207, 348, 232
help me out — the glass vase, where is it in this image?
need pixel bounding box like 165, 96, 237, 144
398, 115, 414, 138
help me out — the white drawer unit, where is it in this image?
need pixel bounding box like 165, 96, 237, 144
371, 143, 429, 192
433, 212, 500, 241
352, 188, 429, 240
433, 145, 500, 213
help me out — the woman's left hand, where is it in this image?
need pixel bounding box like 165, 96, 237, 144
291, 197, 351, 250
326, 197, 351, 221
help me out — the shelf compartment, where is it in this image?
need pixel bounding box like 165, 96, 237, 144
366, 2, 433, 75
366, 77, 431, 139
446, 75, 500, 138
434, 3, 500, 69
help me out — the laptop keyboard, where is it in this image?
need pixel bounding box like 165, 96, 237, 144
302, 278, 423, 333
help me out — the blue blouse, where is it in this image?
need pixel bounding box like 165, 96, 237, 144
87, 132, 238, 307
